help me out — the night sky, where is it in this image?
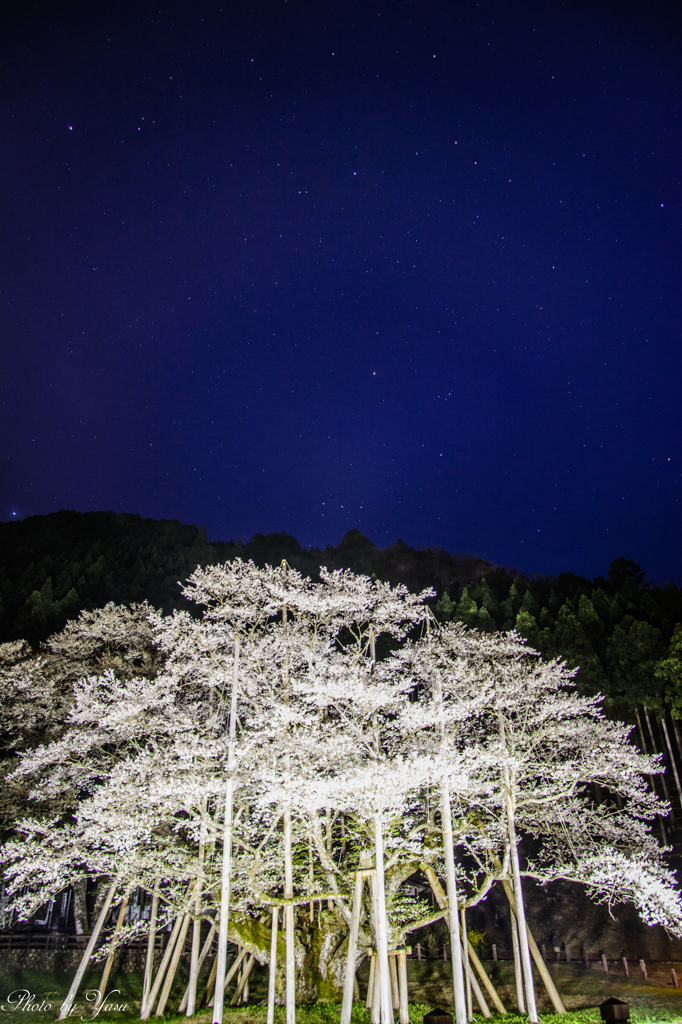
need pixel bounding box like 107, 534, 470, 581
2, 0, 681, 582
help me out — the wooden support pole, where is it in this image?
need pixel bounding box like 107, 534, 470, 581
94, 892, 130, 1011
155, 912, 191, 1016
59, 876, 120, 1020
467, 939, 506, 1015
230, 954, 255, 1005
461, 906, 472, 1023
372, 953, 381, 1024
213, 639, 240, 1024
366, 954, 376, 1012
341, 872, 366, 1024
422, 864, 506, 1017
208, 946, 248, 1007
141, 915, 183, 1020
389, 955, 399, 1010
179, 919, 217, 1013
501, 879, 566, 1015
142, 880, 160, 1013
510, 913, 525, 1013
267, 909, 279, 1024
398, 950, 409, 1024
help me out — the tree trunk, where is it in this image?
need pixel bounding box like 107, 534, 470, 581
644, 707, 675, 823
661, 716, 682, 809
636, 707, 668, 843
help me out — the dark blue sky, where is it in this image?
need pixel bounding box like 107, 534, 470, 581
2, 0, 681, 582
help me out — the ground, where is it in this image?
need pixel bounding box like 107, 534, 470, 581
1, 958, 682, 1023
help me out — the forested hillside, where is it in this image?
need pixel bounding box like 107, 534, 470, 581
1, 509, 681, 714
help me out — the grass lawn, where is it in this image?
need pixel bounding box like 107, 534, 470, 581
1, 959, 681, 1023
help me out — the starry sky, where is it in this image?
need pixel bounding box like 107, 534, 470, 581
1, 0, 681, 582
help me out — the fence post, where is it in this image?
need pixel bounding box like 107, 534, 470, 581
492, 944, 497, 963
541, 945, 546, 962
639, 960, 648, 980
672, 969, 679, 989
601, 955, 608, 974
565, 945, 571, 963
622, 958, 629, 978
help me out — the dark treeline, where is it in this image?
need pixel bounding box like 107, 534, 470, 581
1, 509, 681, 715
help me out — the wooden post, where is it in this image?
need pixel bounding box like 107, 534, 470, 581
155, 912, 191, 1016
510, 911, 525, 1013
672, 968, 679, 990
366, 954, 376, 1012
141, 916, 183, 1019
341, 871, 365, 1024
417, 942, 421, 961
372, 813, 394, 1024
389, 955, 400, 1009
492, 944, 497, 963
213, 638, 240, 1024
59, 875, 120, 1020
208, 946, 248, 1007
398, 950, 409, 1024
179, 918, 217, 1013
639, 959, 648, 980
467, 939, 506, 1015
501, 879, 566, 1014
541, 944, 546, 962
142, 879, 160, 1013
601, 954, 608, 974
94, 892, 130, 1011
439, 783, 467, 1023
230, 954, 255, 1005
456, 929, 491, 1020
565, 945, 571, 963
622, 957, 629, 978
461, 906, 472, 1023
267, 909, 279, 1024
423, 866, 506, 1018
186, 803, 208, 1017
